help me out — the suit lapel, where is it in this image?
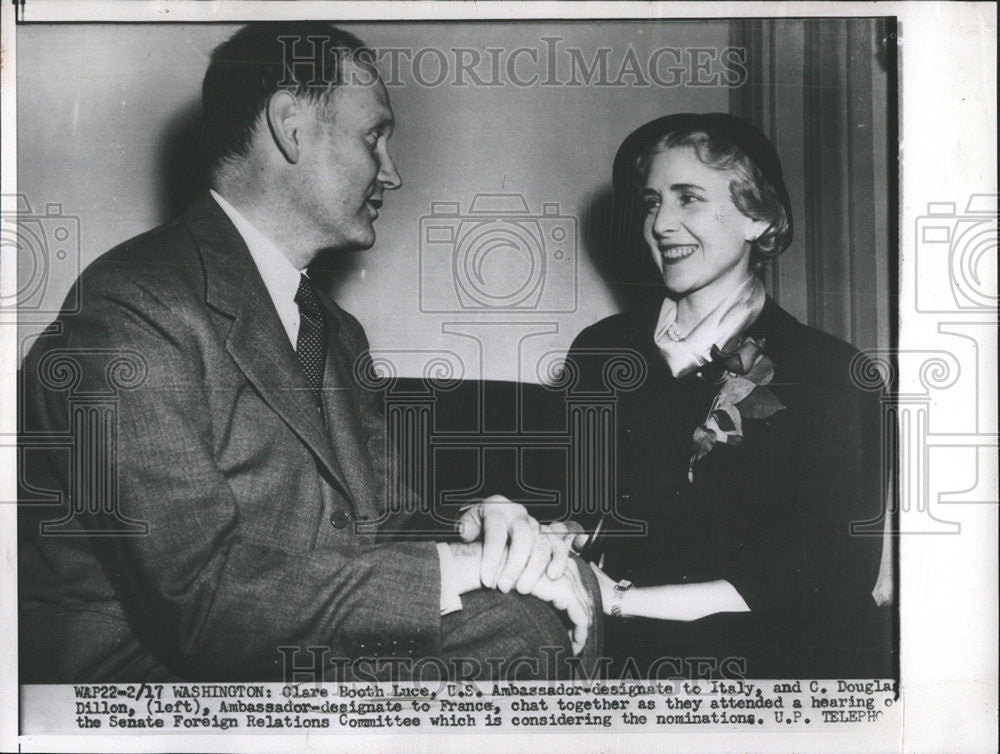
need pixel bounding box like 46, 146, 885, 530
182, 194, 355, 502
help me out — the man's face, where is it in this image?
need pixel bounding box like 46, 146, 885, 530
294, 60, 401, 251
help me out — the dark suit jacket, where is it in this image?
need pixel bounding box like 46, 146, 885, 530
19, 194, 446, 682
567, 296, 894, 678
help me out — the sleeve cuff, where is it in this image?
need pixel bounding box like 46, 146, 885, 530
436, 542, 464, 615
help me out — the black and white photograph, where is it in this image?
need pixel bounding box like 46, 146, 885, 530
1, 2, 995, 752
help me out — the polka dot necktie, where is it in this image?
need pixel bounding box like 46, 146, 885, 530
294, 274, 328, 415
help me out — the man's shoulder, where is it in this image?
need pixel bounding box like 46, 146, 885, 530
21, 214, 213, 386
81, 214, 203, 299
760, 303, 882, 396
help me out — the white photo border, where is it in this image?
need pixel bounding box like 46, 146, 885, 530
1, 2, 996, 752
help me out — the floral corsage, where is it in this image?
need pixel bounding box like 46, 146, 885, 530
688, 335, 785, 482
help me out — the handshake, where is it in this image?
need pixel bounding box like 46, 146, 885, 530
445, 496, 593, 654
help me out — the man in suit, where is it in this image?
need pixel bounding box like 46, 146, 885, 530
18, 22, 599, 682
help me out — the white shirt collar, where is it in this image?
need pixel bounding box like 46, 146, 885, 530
210, 189, 304, 348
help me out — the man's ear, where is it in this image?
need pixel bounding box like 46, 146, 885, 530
266, 90, 304, 164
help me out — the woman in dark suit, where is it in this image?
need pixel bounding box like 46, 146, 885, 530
565, 113, 893, 679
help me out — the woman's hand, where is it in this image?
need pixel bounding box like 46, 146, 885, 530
458, 496, 584, 593
586, 571, 752, 622
502, 519, 592, 596
545, 519, 592, 552
588, 561, 619, 617
536, 520, 592, 570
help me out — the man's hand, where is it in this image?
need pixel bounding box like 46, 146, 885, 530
457, 496, 577, 593
527, 558, 593, 655
444, 541, 490, 595
444, 541, 594, 655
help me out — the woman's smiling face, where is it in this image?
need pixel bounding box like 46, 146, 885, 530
642, 145, 766, 306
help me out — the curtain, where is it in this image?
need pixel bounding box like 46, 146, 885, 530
729, 18, 897, 353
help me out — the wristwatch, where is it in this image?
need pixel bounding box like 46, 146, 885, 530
611, 578, 633, 618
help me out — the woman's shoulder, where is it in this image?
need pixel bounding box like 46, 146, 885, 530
571, 312, 635, 348
758, 299, 883, 393
570, 304, 659, 353
565, 311, 660, 389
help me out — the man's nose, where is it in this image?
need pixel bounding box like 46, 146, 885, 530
378, 150, 402, 191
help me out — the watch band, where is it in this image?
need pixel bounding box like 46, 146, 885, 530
611, 578, 633, 618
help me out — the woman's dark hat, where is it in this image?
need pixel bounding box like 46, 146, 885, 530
611, 112, 793, 239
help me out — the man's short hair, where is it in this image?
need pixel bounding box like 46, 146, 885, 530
202, 22, 373, 173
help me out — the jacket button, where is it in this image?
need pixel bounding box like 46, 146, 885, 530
330, 510, 352, 529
